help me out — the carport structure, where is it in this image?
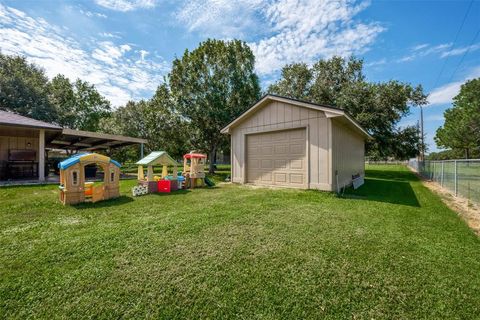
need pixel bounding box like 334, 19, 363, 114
0, 110, 147, 183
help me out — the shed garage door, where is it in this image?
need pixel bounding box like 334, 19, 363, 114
246, 128, 307, 188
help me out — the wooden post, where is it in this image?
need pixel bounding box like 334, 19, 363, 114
137, 165, 144, 180
39, 129, 45, 182
147, 165, 154, 181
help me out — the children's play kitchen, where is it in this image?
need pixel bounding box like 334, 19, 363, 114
183, 152, 207, 188
133, 151, 181, 196
132, 151, 212, 196
58, 153, 121, 205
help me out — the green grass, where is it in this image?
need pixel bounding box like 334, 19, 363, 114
1, 165, 480, 319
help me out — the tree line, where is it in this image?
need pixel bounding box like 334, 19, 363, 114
1, 39, 437, 171
433, 78, 480, 160
0, 53, 111, 131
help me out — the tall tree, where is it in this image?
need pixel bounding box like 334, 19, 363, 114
104, 84, 186, 160
268, 56, 427, 159
71, 79, 111, 131
268, 63, 312, 100
0, 52, 55, 122
169, 39, 261, 172
48, 76, 111, 131
435, 78, 480, 159
48, 75, 76, 128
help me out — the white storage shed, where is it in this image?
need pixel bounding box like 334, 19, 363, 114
220, 95, 371, 191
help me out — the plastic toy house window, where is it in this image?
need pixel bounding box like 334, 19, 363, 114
110, 171, 115, 183
72, 170, 79, 186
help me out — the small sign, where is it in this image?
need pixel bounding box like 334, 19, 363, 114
352, 176, 364, 189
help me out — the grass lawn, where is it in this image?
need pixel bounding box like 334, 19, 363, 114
1, 165, 480, 319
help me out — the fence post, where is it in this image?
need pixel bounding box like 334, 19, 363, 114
441, 161, 444, 187
454, 160, 458, 196
432, 161, 435, 180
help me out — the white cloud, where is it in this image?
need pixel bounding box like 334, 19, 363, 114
412, 43, 429, 51
0, 4, 169, 106
428, 82, 463, 105
397, 43, 453, 63
397, 55, 415, 63
79, 9, 107, 18
440, 43, 480, 58
425, 114, 444, 122
428, 66, 480, 106
398, 119, 418, 128
99, 32, 122, 39
176, 0, 265, 38
94, 0, 156, 12
138, 49, 149, 61
365, 58, 386, 67
176, 0, 385, 75
253, 0, 384, 75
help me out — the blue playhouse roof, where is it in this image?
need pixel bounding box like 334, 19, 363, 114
58, 153, 121, 170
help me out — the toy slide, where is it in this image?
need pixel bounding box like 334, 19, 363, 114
204, 177, 215, 187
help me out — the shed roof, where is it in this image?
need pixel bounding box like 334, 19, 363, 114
136, 151, 179, 166
0, 110, 62, 130
220, 94, 372, 139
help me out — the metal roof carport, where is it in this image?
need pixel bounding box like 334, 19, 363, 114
0, 110, 147, 182
49, 128, 147, 152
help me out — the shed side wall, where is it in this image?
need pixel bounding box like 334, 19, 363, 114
231, 101, 331, 190
331, 119, 365, 191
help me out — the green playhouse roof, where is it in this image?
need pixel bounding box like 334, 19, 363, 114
136, 151, 179, 166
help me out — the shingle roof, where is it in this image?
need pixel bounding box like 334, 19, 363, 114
0, 110, 62, 130
220, 94, 372, 139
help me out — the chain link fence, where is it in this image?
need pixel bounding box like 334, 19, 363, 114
409, 159, 480, 205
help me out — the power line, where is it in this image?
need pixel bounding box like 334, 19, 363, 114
447, 26, 480, 83
431, 0, 474, 89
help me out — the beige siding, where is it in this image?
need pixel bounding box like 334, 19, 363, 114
331, 119, 365, 191
231, 100, 331, 190
246, 128, 307, 188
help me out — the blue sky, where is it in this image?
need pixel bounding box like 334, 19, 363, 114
0, 0, 479, 152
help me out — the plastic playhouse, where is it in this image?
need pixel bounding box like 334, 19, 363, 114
132, 151, 214, 196
133, 151, 182, 196
58, 153, 121, 205
183, 152, 207, 188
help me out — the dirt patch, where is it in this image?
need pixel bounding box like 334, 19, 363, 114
409, 167, 480, 236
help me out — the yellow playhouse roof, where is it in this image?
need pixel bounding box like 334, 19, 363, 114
59, 153, 121, 170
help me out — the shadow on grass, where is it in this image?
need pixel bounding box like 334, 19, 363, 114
72, 195, 134, 210
366, 169, 420, 182
207, 171, 230, 184
150, 189, 191, 196
342, 169, 420, 207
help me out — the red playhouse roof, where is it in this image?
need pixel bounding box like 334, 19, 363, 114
183, 153, 207, 159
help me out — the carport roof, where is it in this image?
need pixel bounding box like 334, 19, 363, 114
0, 110, 62, 130
49, 128, 148, 151
0, 110, 147, 151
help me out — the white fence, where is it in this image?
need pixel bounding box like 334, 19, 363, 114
408, 159, 480, 205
